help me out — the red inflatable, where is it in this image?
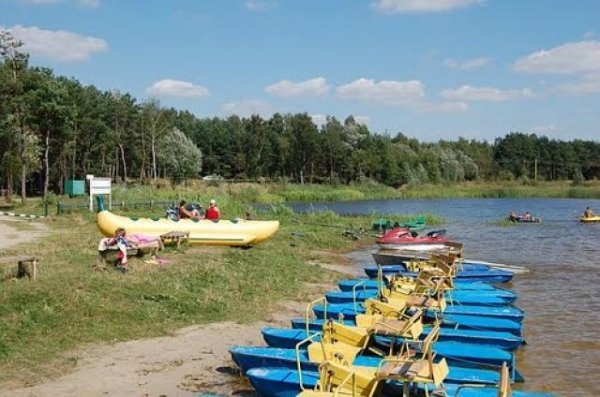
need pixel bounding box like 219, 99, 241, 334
376, 227, 448, 250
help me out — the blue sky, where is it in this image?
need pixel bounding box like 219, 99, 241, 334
2, 0, 600, 141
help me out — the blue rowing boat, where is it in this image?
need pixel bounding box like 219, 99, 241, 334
337, 278, 511, 293
314, 302, 524, 323
260, 327, 519, 371
310, 306, 522, 335
245, 368, 553, 397
287, 319, 524, 350
231, 345, 519, 383
363, 265, 514, 283
325, 289, 515, 306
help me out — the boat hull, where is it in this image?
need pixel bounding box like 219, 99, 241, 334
338, 279, 502, 292
314, 302, 524, 323
232, 345, 516, 383
325, 289, 516, 306
96, 209, 279, 246
287, 319, 524, 351
312, 305, 523, 334
377, 243, 448, 251
580, 215, 600, 223
363, 266, 514, 283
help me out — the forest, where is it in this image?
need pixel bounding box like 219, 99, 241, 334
2, 30, 600, 202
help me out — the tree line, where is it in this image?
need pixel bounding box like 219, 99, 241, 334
2, 30, 600, 202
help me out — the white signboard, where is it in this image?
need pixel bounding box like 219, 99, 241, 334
88, 175, 112, 211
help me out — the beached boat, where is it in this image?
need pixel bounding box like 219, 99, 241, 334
376, 227, 448, 250
286, 320, 524, 350
231, 344, 517, 383
338, 278, 506, 292
95, 196, 279, 246
363, 265, 514, 283
325, 289, 515, 306
245, 364, 553, 397
313, 301, 524, 323
372, 250, 530, 274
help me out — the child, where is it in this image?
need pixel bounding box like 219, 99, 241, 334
111, 228, 135, 273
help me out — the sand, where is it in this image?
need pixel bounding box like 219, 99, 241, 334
0, 216, 49, 251
0, 301, 323, 397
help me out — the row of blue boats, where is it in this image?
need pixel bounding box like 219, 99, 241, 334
228, 252, 555, 396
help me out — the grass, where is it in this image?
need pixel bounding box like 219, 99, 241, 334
1, 197, 443, 387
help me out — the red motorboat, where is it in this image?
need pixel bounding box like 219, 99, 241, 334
376, 227, 448, 250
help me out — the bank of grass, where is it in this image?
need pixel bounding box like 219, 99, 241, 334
1, 200, 439, 386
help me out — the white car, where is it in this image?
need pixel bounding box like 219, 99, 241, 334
202, 174, 224, 181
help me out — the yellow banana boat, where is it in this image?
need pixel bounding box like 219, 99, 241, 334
95, 197, 279, 246
580, 215, 600, 223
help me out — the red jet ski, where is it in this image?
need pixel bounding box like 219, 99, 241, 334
376, 227, 448, 250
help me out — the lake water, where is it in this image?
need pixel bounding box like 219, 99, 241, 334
288, 198, 600, 396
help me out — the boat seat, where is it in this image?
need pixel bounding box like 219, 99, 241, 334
379, 359, 431, 380
316, 361, 378, 397
363, 309, 424, 339
406, 295, 438, 308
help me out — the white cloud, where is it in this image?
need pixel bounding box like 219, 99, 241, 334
441, 85, 534, 102
5, 25, 108, 61
20, 0, 101, 6
442, 57, 490, 70
222, 99, 275, 118
555, 72, 600, 94
337, 78, 425, 106
146, 79, 210, 99
245, 0, 278, 12
513, 40, 600, 74
417, 101, 469, 113
266, 77, 330, 98
372, 0, 481, 14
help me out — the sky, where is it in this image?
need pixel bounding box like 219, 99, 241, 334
1, 0, 600, 142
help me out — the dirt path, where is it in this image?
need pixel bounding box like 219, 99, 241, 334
0, 299, 343, 397
0, 216, 49, 251
1, 321, 270, 397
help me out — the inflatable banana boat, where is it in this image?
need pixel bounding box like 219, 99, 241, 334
95, 197, 279, 246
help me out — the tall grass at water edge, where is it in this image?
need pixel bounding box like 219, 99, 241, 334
5, 180, 600, 218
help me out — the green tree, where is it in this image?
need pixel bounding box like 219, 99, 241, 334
0, 29, 30, 201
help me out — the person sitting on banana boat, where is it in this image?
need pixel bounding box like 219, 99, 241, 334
584, 206, 594, 218
178, 200, 203, 220
205, 199, 220, 221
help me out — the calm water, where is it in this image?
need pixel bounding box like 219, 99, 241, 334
289, 198, 600, 396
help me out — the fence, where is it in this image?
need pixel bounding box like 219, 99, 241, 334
56, 199, 177, 215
